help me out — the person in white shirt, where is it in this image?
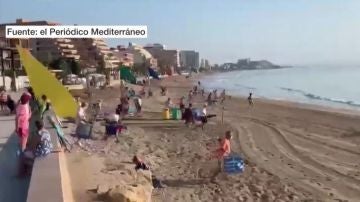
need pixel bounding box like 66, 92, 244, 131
202, 103, 207, 116
76, 102, 88, 125
134, 97, 142, 114
165, 98, 173, 108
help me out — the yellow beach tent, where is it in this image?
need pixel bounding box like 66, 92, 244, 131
17, 46, 77, 118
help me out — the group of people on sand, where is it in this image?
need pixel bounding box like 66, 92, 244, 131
116, 87, 143, 117
9, 87, 55, 177
163, 81, 218, 130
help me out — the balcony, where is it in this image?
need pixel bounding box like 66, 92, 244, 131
92, 42, 108, 48
99, 49, 112, 54
57, 43, 74, 49
63, 53, 80, 60
56, 39, 71, 43
61, 49, 78, 54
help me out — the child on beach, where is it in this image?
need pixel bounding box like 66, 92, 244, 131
34, 120, 53, 157
39, 94, 51, 119
133, 155, 150, 171
132, 155, 164, 188
18, 120, 53, 177
209, 131, 232, 182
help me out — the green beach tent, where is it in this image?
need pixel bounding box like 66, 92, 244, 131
119, 66, 137, 84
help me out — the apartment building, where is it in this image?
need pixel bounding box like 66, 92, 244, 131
72, 38, 119, 69
144, 44, 179, 74
128, 43, 158, 69
179, 50, 199, 70
1, 19, 119, 72
0, 19, 80, 68
111, 45, 134, 67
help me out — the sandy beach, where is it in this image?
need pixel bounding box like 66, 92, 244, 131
65, 74, 360, 202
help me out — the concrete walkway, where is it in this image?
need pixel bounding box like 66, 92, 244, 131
0, 115, 30, 202
0, 92, 30, 202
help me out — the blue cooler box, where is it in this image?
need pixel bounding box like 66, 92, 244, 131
224, 155, 245, 174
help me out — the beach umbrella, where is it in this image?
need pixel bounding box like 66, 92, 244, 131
16, 46, 78, 118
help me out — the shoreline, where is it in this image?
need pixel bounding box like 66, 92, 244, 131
198, 70, 360, 116
193, 72, 360, 118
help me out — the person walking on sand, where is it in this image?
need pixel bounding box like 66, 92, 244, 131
213, 89, 218, 100
76, 102, 88, 125
15, 93, 32, 154
220, 90, 226, 104
183, 103, 194, 126
165, 97, 173, 108
188, 90, 193, 103
134, 97, 142, 115
179, 96, 185, 112
248, 92, 254, 106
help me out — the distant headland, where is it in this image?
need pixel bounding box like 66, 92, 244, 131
210, 58, 291, 72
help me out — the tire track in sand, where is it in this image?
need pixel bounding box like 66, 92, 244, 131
232, 117, 360, 201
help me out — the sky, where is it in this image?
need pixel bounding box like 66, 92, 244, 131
1, 0, 360, 66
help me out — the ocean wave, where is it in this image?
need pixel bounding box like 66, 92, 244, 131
235, 84, 257, 90
280, 87, 360, 107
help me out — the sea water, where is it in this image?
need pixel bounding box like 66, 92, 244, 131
201, 66, 360, 111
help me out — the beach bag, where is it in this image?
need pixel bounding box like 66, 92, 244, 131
76, 122, 92, 139
170, 108, 182, 120
105, 122, 119, 136
223, 154, 245, 174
